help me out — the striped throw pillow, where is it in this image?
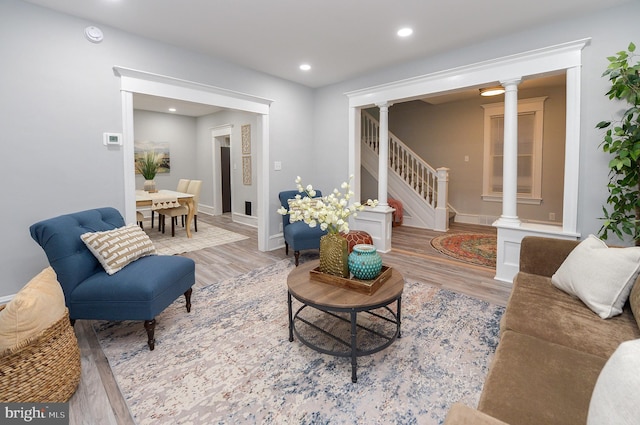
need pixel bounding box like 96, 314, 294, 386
81, 224, 157, 275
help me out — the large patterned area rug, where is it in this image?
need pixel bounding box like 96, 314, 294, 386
431, 233, 497, 268
143, 220, 248, 255
94, 260, 504, 424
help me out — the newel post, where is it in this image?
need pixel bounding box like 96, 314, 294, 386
375, 102, 392, 207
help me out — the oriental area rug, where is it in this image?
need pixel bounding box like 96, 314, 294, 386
431, 233, 497, 268
142, 220, 248, 255
93, 260, 504, 424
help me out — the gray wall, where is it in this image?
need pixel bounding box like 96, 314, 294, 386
133, 95, 314, 231
196, 110, 259, 215
1, 0, 315, 298
133, 110, 198, 191
134, 109, 259, 217
313, 2, 639, 241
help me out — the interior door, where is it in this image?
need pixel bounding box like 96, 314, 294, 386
221, 146, 231, 213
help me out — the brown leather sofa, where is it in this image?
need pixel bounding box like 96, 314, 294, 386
444, 236, 640, 425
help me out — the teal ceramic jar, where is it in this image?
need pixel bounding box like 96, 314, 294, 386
348, 244, 382, 280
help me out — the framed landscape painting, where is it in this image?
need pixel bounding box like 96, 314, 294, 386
134, 141, 170, 174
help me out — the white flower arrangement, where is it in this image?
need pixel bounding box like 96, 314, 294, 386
278, 176, 378, 234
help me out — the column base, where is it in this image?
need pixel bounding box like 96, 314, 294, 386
493, 221, 580, 284
352, 205, 394, 253
493, 216, 522, 227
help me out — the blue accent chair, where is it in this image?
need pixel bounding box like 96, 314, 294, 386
29, 207, 195, 350
279, 190, 327, 266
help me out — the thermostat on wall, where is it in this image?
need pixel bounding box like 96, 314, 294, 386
103, 133, 122, 146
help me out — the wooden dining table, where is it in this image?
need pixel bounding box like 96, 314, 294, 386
135, 190, 195, 238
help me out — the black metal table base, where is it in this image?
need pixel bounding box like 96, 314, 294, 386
288, 291, 402, 383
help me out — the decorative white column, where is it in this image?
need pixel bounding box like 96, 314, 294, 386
494, 78, 522, 284
353, 102, 394, 253
495, 79, 521, 226
376, 102, 392, 206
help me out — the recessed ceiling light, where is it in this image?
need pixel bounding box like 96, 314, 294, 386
168, 108, 177, 112
299, 64, 311, 71
397, 28, 413, 37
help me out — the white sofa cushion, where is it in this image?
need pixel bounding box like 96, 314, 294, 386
551, 234, 640, 319
587, 338, 640, 424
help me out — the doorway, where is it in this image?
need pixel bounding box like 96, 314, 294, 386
346, 39, 587, 282
212, 125, 234, 217
221, 143, 231, 213
115, 66, 272, 251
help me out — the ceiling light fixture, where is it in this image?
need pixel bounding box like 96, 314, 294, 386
479, 86, 505, 97
397, 28, 413, 37
168, 108, 177, 112
299, 64, 311, 71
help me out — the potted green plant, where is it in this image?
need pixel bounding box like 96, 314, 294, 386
136, 152, 163, 192
597, 42, 640, 244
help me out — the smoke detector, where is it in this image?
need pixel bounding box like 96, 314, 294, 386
84, 26, 104, 43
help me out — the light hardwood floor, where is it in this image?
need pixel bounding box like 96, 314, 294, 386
69, 215, 511, 425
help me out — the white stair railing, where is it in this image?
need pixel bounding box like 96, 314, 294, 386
362, 111, 441, 209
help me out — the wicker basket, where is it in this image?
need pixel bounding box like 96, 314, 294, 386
0, 307, 81, 402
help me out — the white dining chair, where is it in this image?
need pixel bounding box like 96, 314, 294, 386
152, 179, 190, 229
158, 180, 202, 237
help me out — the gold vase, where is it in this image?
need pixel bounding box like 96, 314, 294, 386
319, 233, 349, 277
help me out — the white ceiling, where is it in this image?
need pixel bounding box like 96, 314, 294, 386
133, 94, 222, 117
22, 0, 631, 88
422, 74, 567, 105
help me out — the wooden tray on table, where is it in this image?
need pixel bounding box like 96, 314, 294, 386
309, 265, 393, 295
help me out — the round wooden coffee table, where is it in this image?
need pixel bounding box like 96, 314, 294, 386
287, 260, 404, 383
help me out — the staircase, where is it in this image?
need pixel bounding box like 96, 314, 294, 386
361, 111, 451, 231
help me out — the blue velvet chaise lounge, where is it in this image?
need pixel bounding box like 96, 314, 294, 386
29, 207, 195, 350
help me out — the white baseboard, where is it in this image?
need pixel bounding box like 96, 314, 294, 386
232, 213, 257, 228
453, 213, 499, 226
199, 204, 215, 216
192, 205, 258, 229
268, 233, 285, 251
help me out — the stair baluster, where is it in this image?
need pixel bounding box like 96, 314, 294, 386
361, 111, 450, 228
